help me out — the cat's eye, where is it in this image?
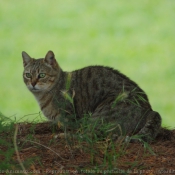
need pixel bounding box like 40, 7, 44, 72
26, 73, 32, 78
39, 73, 46, 78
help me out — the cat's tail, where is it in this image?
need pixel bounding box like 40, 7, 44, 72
155, 127, 175, 141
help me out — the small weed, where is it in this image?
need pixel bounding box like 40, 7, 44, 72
0, 112, 19, 170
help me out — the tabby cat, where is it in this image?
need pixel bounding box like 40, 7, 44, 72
22, 50, 161, 142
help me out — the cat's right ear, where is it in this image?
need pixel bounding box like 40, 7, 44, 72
22, 51, 32, 67
44, 51, 58, 68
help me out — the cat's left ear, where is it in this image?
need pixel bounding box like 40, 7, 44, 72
22, 51, 32, 67
44, 51, 58, 68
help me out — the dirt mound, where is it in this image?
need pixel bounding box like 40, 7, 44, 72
1, 122, 175, 175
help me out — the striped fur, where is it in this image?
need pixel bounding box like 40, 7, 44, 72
22, 51, 162, 142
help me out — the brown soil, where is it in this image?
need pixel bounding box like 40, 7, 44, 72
1, 122, 175, 175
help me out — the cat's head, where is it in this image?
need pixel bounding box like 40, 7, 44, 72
22, 51, 61, 92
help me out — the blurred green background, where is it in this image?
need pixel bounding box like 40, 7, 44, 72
0, 0, 174, 127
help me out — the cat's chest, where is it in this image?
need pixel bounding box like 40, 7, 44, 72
36, 94, 61, 120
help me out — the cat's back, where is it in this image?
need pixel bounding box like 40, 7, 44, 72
71, 65, 138, 90
70, 65, 144, 115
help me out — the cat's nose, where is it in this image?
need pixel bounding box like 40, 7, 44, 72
31, 81, 37, 87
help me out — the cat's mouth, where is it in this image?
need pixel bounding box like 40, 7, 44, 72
30, 87, 40, 91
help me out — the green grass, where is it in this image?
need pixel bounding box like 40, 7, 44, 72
0, 112, 154, 172
0, 0, 175, 127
